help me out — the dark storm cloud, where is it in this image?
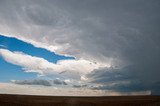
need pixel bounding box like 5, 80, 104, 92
73, 84, 87, 88
87, 65, 160, 94
53, 79, 67, 85
0, 0, 160, 94
0, 0, 159, 63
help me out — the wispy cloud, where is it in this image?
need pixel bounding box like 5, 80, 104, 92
0, 44, 6, 48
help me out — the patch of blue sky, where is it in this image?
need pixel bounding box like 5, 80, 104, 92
0, 57, 37, 82
0, 35, 75, 82
0, 35, 75, 63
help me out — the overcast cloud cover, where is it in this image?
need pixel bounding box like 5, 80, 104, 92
0, 0, 160, 95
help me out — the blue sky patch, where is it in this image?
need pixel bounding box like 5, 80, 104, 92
0, 35, 75, 82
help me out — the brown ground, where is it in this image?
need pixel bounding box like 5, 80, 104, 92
0, 94, 160, 106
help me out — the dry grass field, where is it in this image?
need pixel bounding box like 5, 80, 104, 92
0, 94, 160, 106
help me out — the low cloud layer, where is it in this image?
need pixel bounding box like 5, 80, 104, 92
12, 79, 52, 86
1, 82, 151, 96
12, 79, 68, 86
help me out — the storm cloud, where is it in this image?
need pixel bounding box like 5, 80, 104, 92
87, 65, 160, 95
0, 0, 160, 94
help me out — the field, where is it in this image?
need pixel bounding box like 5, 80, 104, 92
0, 94, 160, 106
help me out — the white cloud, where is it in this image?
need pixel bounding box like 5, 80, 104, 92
0, 49, 106, 80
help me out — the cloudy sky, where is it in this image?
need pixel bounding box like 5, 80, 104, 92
0, 0, 160, 95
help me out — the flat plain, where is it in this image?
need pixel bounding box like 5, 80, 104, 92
0, 94, 160, 106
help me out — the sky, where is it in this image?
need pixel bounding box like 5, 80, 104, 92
0, 0, 160, 96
